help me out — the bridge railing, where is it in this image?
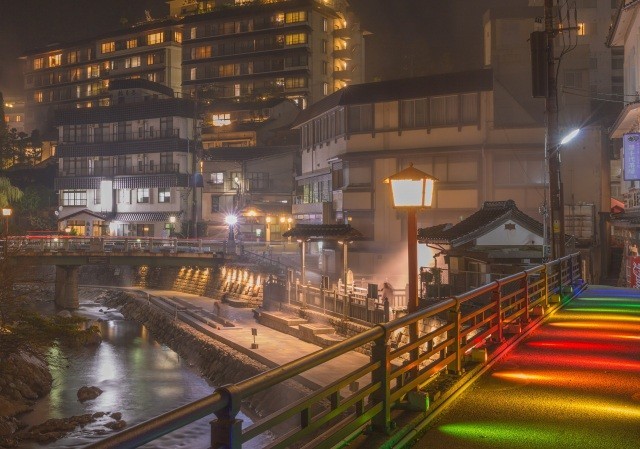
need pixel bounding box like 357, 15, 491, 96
2, 236, 230, 255
85, 252, 583, 449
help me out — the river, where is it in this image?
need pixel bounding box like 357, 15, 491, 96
19, 295, 270, 448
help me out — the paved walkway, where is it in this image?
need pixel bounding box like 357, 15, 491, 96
129, 288, 369, 391
411, 285, 640, 449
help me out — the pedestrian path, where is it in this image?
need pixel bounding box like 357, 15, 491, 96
409, 285, 640, 449
132, 288, 370, 391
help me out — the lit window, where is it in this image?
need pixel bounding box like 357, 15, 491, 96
190, 67, 197, 80
126, 39, 138, 49
285, 77, 306, 88
68, 51, 79, 64
34, 91, 43, 103
33, 58, 44, 70
125, 56, 141, 68
147, 32, 164, 45
285, 33, 307, 45
191, 46, 212, 59
190, 27, 197, 39
210, 172, 224, 184
274, 13, 284, 24
174, 31, 182, 43
285, 11, 307, 23
323, 82, 329, 95
158, 188, 171, 203
323, 18, 328, 32
137, 188, 150, 203
212, 114, 231, 126
48, 54, 62, 67
62, 190, 87, 206
577, 22, 585, 36
101, 42, 115, 53
234, 84, 241, 96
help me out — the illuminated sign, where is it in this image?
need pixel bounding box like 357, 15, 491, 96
623, 133, 640, 180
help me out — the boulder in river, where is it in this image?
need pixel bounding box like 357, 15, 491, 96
77, 386, 103, 402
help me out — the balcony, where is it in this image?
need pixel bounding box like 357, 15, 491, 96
63, 128, 180, 144
333, 48, 352, 60
58, 163, 180, 177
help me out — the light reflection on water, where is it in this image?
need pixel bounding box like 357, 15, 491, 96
20, 303, 268, 448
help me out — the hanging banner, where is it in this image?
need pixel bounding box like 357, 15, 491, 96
629, 256, 640, 289
623, 133, 640, 180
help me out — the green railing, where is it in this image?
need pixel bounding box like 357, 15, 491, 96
85, 253, 583, 449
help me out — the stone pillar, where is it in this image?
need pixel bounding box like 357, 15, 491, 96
55, 265, 79, 309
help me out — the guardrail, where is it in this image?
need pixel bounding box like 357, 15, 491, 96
85, 252, 583, 449
2, 236, 230, 255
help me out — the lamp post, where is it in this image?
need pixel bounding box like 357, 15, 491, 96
225, 214, 237, 253
544, 128, 580, 260
385, 164, 437, 380
265, 216, 271, 243
2, 208, 12, 237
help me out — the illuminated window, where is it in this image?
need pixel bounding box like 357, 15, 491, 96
87, 65, 100, 78
212, 114, 231, 126
190, 27, 197, 39
101, 42, 115, 53
70, 68, 81, 81
33, 58, 44, 70
137, 188, 150, 203
285, 11, 307, 23
147, 52, 164, 65
158, 188, 171, 203
234, 83, 241, 96
285, 33, 307, 45
125, 56, 141, 68
578, 22, 586, 36
323, 18, 328, 32
48, 54, 62, 67
68, 51, 79, 64
191, 46, 212, 59
126, 39, 138, 49
147, 32, 164, 45
190, 67, 197, 80
174, 31, 182, 43
34, 91, 43, 103
274, 13, 284, 24
323, 82, 329, 95
210, 172, 224, 184
285, 77, 306, 88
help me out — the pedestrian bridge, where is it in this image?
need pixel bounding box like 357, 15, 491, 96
79, 252, 635, 449
1, 236, 235, 309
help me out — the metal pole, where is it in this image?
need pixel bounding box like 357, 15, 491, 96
545, 0, 564, 259
343, 241, 348, 319
301, 240, 306, 307
407, 208, 419, 380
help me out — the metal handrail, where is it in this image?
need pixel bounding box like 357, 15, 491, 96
85, 252, 583, 449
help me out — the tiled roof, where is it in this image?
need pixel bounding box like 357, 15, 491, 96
54, 98, 196, 125
293, 69, 493, 127
54, 177, 106, 190
282, 224, 364, 241
203, 145, 298, 161
114, 212, 182, 223
56, 138, 192, 157
58, 209, 111, 222
417, 200, 543, 246
109, 79, 175, 97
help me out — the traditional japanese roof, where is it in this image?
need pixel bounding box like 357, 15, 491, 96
292, 68, 493, 127
58, 209, 111, 222
282, 224, 364, 241
417, 200, 543, 246
109, 79, 175, 98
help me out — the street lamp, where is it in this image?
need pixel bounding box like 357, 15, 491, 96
2, 208, 12, 237
265, 216, 272, 243
545, 127, 580, 260
224, 214, 237, 243
384, 164, 437, 314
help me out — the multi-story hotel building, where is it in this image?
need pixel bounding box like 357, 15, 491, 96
21, 0, 365, 133
21, 19, 183, 134
179, 0, 365, 109
54, 79, 198, 237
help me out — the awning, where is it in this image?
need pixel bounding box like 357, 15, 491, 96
282, 224, 364, 241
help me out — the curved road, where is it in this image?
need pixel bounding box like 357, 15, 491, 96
413, 285, 640, 449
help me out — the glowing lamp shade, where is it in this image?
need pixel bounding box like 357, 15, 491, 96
384, 164, 437, 208
2, 208, 11, 217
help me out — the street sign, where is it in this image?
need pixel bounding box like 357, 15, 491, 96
623, 133, 640, 180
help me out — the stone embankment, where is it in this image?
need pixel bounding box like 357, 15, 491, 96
103, 290, 313, 420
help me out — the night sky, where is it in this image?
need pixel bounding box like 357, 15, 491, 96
0, 0, 523, 98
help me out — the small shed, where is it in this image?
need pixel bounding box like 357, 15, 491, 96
417, 200, 544, 293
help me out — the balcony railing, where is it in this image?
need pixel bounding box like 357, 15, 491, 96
58, 163, 180, 177
62, 128, 180, 144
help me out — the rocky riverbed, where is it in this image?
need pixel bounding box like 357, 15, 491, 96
0, 285, 311, 448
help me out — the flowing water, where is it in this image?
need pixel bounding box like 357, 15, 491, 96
19, 297, 269, 448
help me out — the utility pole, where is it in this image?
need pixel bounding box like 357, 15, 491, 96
192, 88, 200, 239
545, 0, 564, 259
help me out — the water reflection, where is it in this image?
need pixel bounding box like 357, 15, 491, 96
21, 305, 267, 448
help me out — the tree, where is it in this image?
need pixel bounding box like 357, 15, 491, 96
0, 177, 22, 209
